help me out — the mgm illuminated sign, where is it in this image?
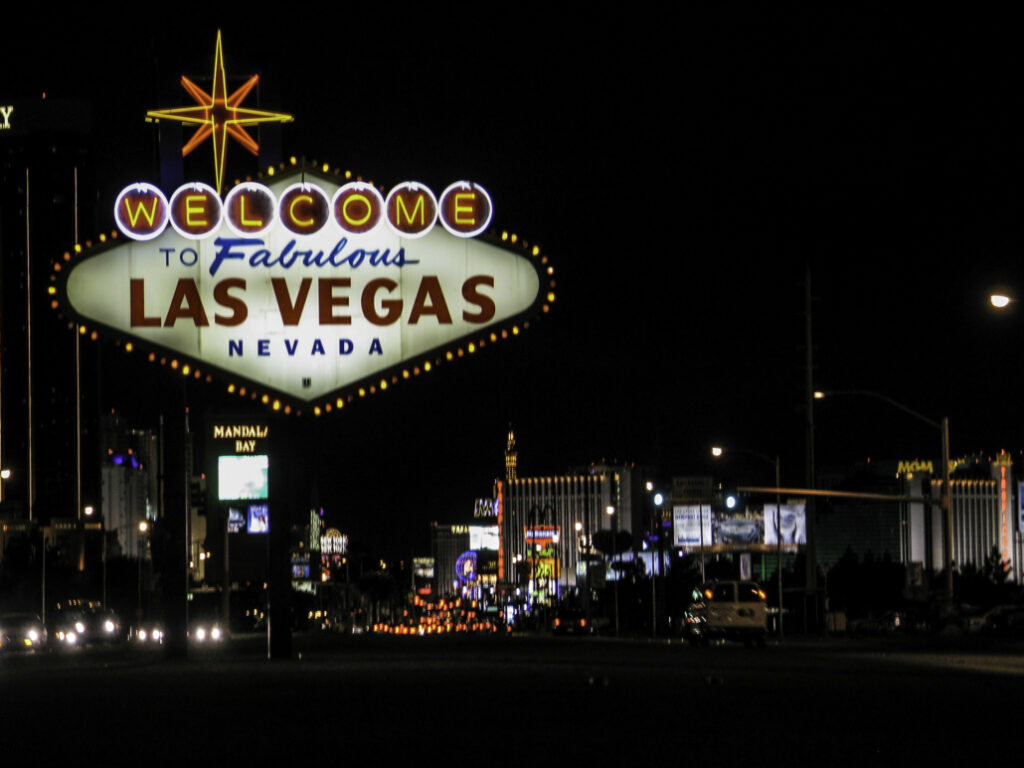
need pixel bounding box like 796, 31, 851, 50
54, 165, 551, 414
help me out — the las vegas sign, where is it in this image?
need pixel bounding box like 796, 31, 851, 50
51, 32, 552, 416
54, 164, 552, 414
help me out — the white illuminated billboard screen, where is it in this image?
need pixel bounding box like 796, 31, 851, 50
248, 503, 269, 534
469, 524, 499, 551
218, 454, 269, 501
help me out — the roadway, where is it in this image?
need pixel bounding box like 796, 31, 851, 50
2, 632, 1019, 764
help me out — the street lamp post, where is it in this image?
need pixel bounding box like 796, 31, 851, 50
607, 504, 619, 637
652, 490, 664, 638
83, 505, 107, 608
137, 520, 149, 626
643, 484, 666, 638
712, 446, 784, 639
815, 390, 953, 598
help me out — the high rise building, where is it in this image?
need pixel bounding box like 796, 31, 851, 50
498, 427, 637, 609
0, 95, 98, 524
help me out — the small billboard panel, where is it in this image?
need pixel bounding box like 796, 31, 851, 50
673, 505, 713, 547
247, 503, 269, 534
762, 504, 807, 546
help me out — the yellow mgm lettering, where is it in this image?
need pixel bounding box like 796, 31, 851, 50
897, 460, 934, 475
897, 459, 966, 476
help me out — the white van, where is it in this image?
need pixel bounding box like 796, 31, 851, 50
684, 580, 768, 647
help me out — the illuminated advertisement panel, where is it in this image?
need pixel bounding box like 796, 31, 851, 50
59, 167, 548, 412
413, 557, 435, 579
218, 454, 268, 500
227, 506, 246, 533
247, 503, 269, 534
716, 514, 764, 545
524, 525, 560, 598
673, 505, 713, 547
673, 504, 806, 550
469, 524, 499, 551
455, 551, 477, 584
762, 504, 807, 546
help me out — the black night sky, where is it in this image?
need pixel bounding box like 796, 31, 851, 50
6, 11, 1024, 559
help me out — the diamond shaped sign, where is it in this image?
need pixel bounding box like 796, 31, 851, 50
56, 165, 551, 413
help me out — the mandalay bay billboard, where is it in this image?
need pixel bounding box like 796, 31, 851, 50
56, 167, 548, 412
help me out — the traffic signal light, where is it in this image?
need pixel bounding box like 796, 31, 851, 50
189, 476, 207, 516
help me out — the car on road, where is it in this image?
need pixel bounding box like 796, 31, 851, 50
552, 608, 594, 635
684, 580, 768, 647
0, 613, 47, 652
52, 607, 126, 647
132, 621, 165, 644
978, 604, 1024, 637
189, 616, 225, 644
849, 610, 904, 635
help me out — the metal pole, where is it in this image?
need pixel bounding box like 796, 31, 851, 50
74, 167, 81, 523
102, 527, 107, 608
651, 530, 656, 638
41, 528, 46, 625
699, 503, 706, 582
25, 169, 33, 522
942, 416, 953, 597
137, 541, 143, 625
612, 508, 619, 637
805, 264, 817, 614
816, 391, 952, 600
775, 455, 783, 642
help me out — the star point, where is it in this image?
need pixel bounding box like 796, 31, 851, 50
146, 30, 293, 194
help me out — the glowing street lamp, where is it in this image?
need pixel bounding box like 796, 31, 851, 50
991, 294, 1012, 309
606, 505, 619, 637
137, 520, 150, 625
712, 445, 784, 640
815, 389, 952, 598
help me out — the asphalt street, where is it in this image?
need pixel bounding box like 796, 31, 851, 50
2, 634, 1020, 765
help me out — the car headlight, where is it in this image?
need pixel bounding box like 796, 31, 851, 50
195, 627, 206, 641
28, 629, 39, 642
210, 627, 222, 641
104, 620, 116, 634
74, 621, 86, 634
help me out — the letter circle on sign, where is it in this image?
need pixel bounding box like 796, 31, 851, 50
169, 182, 223, 239
224, 182, 277, 237
385, 182, 438, 239
114, 183, 169, 241
438, 181, 493, 238
279, 183, 331, 236
332, 182, 385, 235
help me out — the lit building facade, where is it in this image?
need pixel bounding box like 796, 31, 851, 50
814, 454, 1023, 583
905, 453, 1020, 582
100, 412, 159, 560
498, 428, 636, 608
0, 96, 98, 524
431, 522, 470, 598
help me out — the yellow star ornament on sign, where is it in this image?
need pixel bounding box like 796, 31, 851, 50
146, 30, 293, 194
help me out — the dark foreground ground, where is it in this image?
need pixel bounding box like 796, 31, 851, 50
2, 631, 1021, 765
